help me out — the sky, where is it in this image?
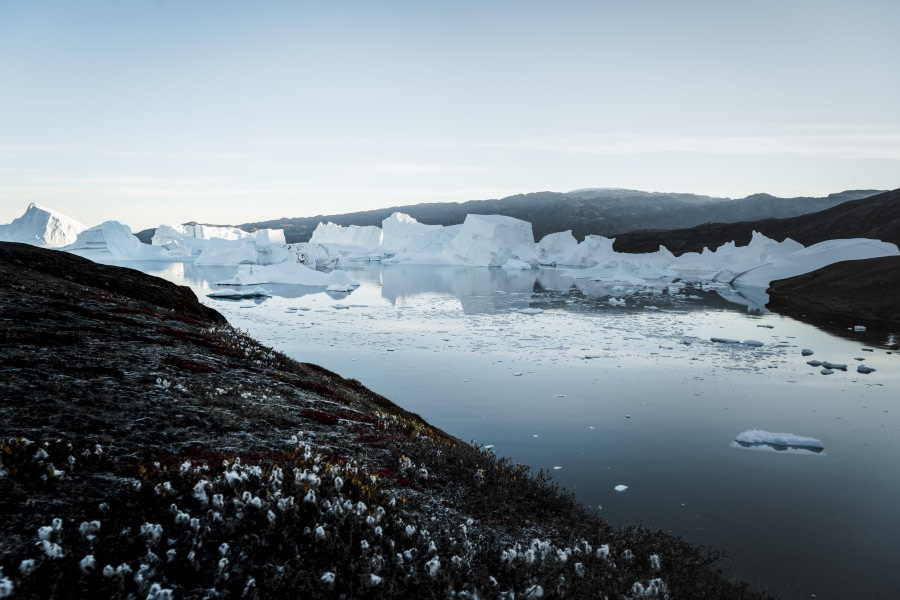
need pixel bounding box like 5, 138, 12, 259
1, 0, 899, 230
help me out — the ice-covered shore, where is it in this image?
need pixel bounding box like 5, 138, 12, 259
2, 204, 897, 289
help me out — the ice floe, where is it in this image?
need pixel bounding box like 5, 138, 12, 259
214, 263, 359, 287
733, 429, 824, 453
207, 288, 271, 299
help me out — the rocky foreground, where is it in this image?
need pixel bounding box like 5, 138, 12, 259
0, 242, 771, 599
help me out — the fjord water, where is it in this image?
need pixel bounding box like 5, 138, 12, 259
135, 261, 897, 599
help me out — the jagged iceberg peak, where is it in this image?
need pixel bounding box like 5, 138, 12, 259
0, 203, 87, 248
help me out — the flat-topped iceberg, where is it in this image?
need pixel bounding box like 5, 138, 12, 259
449, 214, 538, 267
0, 203, 86, 248
63, 221, 170, 260
310, 222, 382, 251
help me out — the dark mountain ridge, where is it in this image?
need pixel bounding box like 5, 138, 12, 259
135, 188, 880, 244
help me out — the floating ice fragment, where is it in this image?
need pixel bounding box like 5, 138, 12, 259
554, 394, 567, 398
608, 297, 626, 307
512, 372, 523, 376
852, 325, 867, 332
822, 362, 847, 371
756, 324, 774, 329
553, 466, 562, 470
734, 429, 823, 452
742, 340, 764, 347
807, 360, 822, 367
208, 288, 271, 299
710, 338, 740, 344
614, 485, 628, 492
517, 308, 544, 315
802, 349, 814, 356
821, 369, 834, 375
857, 365, 876, 374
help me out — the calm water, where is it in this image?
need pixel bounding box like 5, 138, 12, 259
124, 261, 898, 599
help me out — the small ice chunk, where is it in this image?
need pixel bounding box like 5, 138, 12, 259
608, 297, 626, 307
710, 337, 740, 344
857, 365, 876, 374
325, 283, 353, 292
553, 466, 562, 470
614, 485, 628, 492
852, 325, 867, 332
756, 324, 774, 329
822, 362, 847, 371
742, 340, 764, 347
861, 348, 874, 352
625, 414, 631, 419
555, 394, 567, 398
801, 349, 814, 356
518, 308, 544, 315
734, 429, 823, 451
820, 368, 834, 375
512, 372, 523, 377
807, 360, 822, 367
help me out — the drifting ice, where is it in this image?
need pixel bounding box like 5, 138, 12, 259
733, 429, 824, 452
214, 263, 360, 287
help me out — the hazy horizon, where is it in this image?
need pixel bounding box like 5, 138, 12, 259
2, 0, 899, 230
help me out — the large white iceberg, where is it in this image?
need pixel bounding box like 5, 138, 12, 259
448, 214, 538, 267
63, 221, 170, 260
310, 222, 382, 251
153, 223, 285, 259
536, 230, 579, 266
0, 203, 87, 248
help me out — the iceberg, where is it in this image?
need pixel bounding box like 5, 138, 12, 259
194, 238, 261, 265
381, 212, 444, 256
155, 224, 286, 260
536, 230, 579, 266
733, 429, 824, 453
63, 221, 170, 260
448, 214, 538, 267
731, 238, 899, 288
0, 203, 86, 248
310, 222, 382, 251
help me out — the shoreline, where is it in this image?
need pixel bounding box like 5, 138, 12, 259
1, 242, 773, 598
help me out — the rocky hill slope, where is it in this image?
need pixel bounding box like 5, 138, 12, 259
0, 242, 771, 599
614, 188, 900, 255
767, 256, 900, 333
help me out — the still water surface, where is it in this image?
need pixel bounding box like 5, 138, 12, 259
127, 261, 898, 599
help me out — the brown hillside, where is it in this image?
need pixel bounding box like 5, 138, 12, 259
614, 188, 900, 255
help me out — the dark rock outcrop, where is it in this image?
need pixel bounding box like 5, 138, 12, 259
766, 256, 900, 332
0, 242, 225, 325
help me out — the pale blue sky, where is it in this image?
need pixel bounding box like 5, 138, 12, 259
1, 0, 898, 229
